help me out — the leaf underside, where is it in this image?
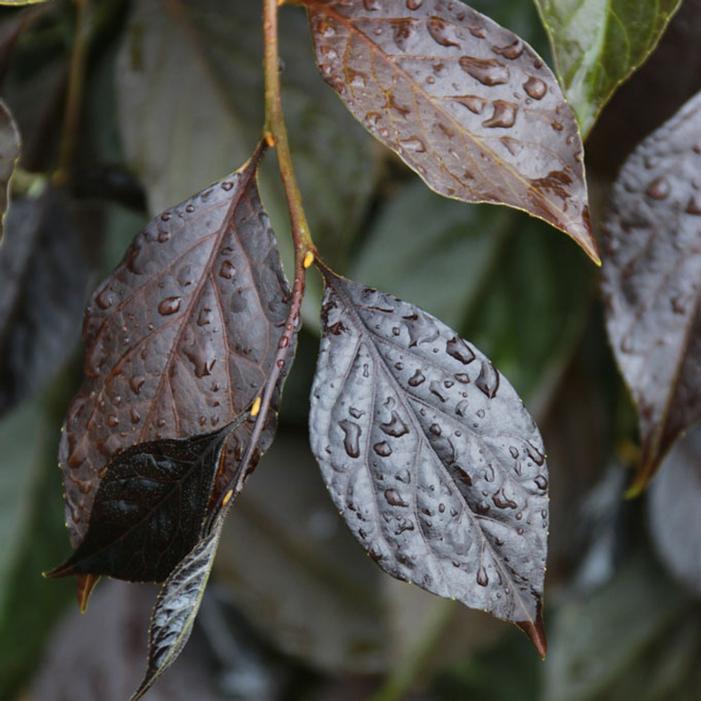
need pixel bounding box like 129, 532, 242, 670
309, 265, 548, 654
48, 420, 241, 583
59, 148, 292, 547
534, 0, 682, 137
130, 518, 224, 701
601, 90, 701, 494
304, 0, 598, 263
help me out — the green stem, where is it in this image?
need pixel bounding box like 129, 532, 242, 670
54, 0, 92, 186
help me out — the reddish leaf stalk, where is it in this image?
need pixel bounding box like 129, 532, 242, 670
212, 0, 317, 513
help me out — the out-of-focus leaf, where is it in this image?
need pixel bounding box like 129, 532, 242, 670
354, 182, 593, 405
534, 0, 682, 136
215, 429, 387, 674
49, 420, 242, 584
351, 182, 510, 331
304, 0, 598, 262
131, 518, 225, 701
116, 0, 376, 272
544, 553, 701, 701
648, 425, 701, 597
0, 98, 19, 240
0, 191, 90, 417
59, 150, 292, 547
0, 1, 50, 5
586, 0, 701, 177
31, 581, 229, 701
309, 266, 549, 654
0, 400, 73, 698
601, 90, 701, 494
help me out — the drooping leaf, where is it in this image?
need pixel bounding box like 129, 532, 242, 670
308, 264, 549, 654
601, 90, 701, 495
648, 425, 701, 597
49, 418, 243, 583
303, 0, 598, 262
116, 0, 376, 271
0, 99, 19, 241
534, 0, 682, 137
130, 516, 225, 701
0, 190, 91, 417
59, 148, 292, 547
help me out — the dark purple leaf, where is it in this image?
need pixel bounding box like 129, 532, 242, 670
59, 147, 292, 548
601, 90, 701, 494
0, 190, 91, 416
308, 264, 549, 655
303, 0, 598, 262
48, 417, 244, 583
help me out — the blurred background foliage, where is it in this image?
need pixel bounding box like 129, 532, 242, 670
0, 1, 700, 700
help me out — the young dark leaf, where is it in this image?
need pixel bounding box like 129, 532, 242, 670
0, 190, 91, 417
0, 99, 19, 241
48, 417, 243, 583
303, 0, 598, 263
60, 147, 292, 548
309, 265, 549, 655
130, 516, 225, 701
534, 0, 682, 137
601, 91, 701, 495
648, 426, 701, 597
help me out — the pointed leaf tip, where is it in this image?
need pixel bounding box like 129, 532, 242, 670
517, 608, 547, 659
77, 574, 100, 613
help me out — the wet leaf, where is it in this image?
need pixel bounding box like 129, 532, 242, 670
117, 0, 376, 271
534, 0, 682, 137
59, 149, 292, 547
304, 0, 598, 262
648, 425, 701, 597
309, 265, 549, 654
48, 419, 242, 583
0, 190, 91, 417
352, 182, 594, 405
0, 99, 19, 241
601, 91, 701, 494
130, 518, 225, 701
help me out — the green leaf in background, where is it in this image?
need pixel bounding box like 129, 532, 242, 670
534, 0, 682, 136
0, 400, 73, 698
544, 552, 701, 701
352, 186, 594, 408
0, 1, 49, 6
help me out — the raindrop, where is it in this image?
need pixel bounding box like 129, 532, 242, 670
96, 288, 116, 310
492, 39, 523, 60
384, 488, 408, 507
526, 440, 545, 466
391, 18, 414, 51
399, 136, 427, 153
523, 76, 547, 100
406, 0, 423, 8
459, 56, 509, 86
475, 361, 499, 398
427, 17, 460, 48
408, 369, 425, 387
339, 419, 361, 458
219, 260, 236, 279
476, 565, 489, 586
686, 196, 701, 215
483, 100, 518, 129
646, 176, 670, 200
158, 296, 182, 316
446, 336, 475, 364
381, 411, 409, 437
534, 474, 548, 490
373, 441, 393, 457
129, 376, 145, 395
197, 307, 213, 326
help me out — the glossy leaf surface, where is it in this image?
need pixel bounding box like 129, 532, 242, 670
60, 150, 291, 546
0, 192, 90, 417
309, 266, 548, 652
0, 99, 19, 242
304, 0, 597, 262
49, 421, 239, 583
648, 426, 701, 597
131, 520, 224, 701
535, 0, 681, 136
601, 91, 701, 494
